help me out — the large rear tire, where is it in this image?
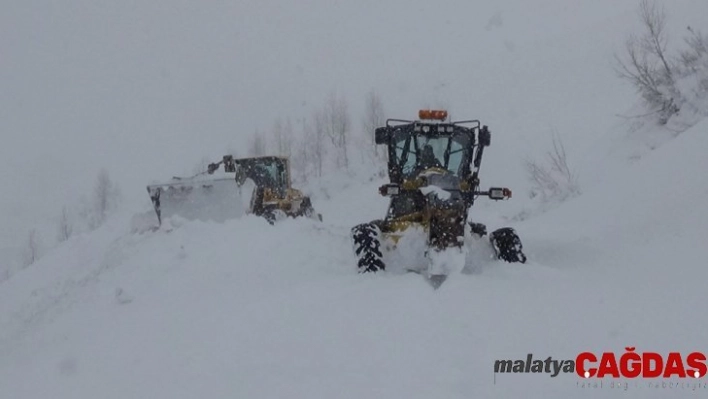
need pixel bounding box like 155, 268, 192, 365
299, 197, 322, 221
351, 223, 385, 273
263, 207, 286, 225
489, 227, 527, 263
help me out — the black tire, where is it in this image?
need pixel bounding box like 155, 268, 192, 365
469, 222, 488, 237
263, 209, 277, 225
351, 223, 385, 273
299, 197, 315, 218
490, 227, 527, 263
250, 187, 265, 216
263, 207, 285, 225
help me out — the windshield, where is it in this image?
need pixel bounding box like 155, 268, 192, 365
245, 159, 288, 189
392, 131, 471, 178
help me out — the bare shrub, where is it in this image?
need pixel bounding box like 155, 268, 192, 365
77, 169, 121, 230
56, 206, 73, 243
23, 229, 42, 267
677, 27, 708, 115
322, 90, 351, 169
525, 132, 580, 203
248, 129, 267, 156
615, 0, 679, 124
362, 90, 386, 159
271, 117, 294, 158
93, 169, 120, 227
678, 27, 708, 73
311, 109, 328, 177
615, 1, 708, 126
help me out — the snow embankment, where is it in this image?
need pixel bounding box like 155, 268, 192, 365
521, 118, 708, 268
0, 121, 706, 399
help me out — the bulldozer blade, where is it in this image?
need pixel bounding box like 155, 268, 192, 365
406, 269, 448, 290
147, 176, 252, 225
424, 273, 448, 289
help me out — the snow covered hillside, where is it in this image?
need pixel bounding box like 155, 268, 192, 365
1, 117, 707, 398
3, 0, 706, 268
2, 0, 708, 398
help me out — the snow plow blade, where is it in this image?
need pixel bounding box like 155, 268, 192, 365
425, 274, 448, 290
147, 172, 251, 225
405, 269, 449, 290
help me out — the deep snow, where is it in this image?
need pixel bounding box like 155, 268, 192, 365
1, 118, 707, 398
2, 1, 708, 398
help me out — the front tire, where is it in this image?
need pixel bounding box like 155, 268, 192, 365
299, 197, 321, 221
490, 227, 527, 263
351, 223, 385, 273
263, 208, 286, 225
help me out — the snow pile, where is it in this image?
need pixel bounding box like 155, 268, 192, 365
426, 246, 467, 276
419, 185, 451, 200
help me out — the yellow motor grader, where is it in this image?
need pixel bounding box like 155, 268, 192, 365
351, 110, 526, 287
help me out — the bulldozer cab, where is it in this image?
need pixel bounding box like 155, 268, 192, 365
393, 132, 474, 180
234, 156, 290, 197
375, 112, 479, 184
373, 110, 505, 221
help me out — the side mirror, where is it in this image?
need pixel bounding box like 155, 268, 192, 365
479, 125, 491, 147
379, 183, 400, 196
375, 127, 390, 145
488, 187, 512, 200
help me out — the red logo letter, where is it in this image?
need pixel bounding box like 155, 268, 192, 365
687, 352, 707, 378
642, 352, 663, 378
597, 352, 620, 378
576, 352, 597, 378
663, 353, 687, 378
620, 347, 642, 378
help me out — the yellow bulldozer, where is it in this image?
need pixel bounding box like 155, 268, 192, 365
147, 155, 321, 226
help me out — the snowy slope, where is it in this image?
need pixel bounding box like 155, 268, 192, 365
4, 0, 708, 268
1, 118, 707, 398
2, 0, 708, 397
